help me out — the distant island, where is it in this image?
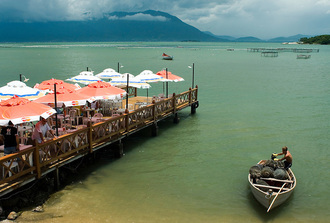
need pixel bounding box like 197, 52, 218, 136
299, 35, 330, 45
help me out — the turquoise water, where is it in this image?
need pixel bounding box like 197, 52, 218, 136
1, 42, 329, 222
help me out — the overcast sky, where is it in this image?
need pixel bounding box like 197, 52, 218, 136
0, 0, 329, 39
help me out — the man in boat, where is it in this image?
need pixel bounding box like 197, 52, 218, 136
274, 146, 293, 170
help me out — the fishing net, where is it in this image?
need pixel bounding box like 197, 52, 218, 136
261, 166, 274, 178
256, 179, 269, 192
249, 160, 287, 181
273, 168, 288, 180
265, 159, 285, 169
249, 165, 262, 179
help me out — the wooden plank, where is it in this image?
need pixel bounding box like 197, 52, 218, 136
260, 178, 294, 183
253, 184, 290, 191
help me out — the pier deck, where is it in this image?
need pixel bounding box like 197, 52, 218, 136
0, 87, 199, 197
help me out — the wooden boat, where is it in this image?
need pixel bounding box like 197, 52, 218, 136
248, 160, 296, 212
162, 53, 173, 60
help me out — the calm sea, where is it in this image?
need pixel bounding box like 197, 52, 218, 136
0, 42, 329, 222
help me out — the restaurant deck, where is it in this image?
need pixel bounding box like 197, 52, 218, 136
0, 87, 198, 197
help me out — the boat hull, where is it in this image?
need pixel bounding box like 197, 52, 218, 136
248, 160, 296, 211
162, 53, 173, 60
162, 56, 173, 60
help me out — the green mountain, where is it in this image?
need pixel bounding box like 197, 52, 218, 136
235, 36, 263, 42
0, 10, 223, 42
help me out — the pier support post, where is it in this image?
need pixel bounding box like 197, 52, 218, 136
54, 167, 60, 191
151, 122, 158, 137
191, 101, 199, 114
173, 113, 180, 124
114, 140, 124, 158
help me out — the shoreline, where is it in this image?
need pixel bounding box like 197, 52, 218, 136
0, 147, 117, 221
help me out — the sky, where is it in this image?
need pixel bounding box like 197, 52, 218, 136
0, 0, 329, 39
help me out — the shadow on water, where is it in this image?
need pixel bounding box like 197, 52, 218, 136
66, 110, 195, 182
0, 110, 197, 218
247, 190, 296, 223
122, 110, 195, 153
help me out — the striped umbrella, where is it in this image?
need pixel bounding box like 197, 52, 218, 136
0, 80, 47, 101
110, 73, 151, 89
135, 70, 164, 83
66, 71, 103, 86
95, 68, 121, 79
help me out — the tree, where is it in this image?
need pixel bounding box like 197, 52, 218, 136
299, 35, 330, 45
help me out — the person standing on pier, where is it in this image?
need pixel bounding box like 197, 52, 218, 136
0, 121, 19, 155
32, 117, 56, 144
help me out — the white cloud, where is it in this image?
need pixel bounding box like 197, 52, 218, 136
0, 0, 329, 38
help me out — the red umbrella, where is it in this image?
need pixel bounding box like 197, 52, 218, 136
34, 78, 81, 92
34, 87, 91, 107
76, 81, 126, 100
0, 95, 56, 125
156, 70, 184, 82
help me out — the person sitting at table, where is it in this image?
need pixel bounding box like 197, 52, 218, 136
91, 100, 99, 110
32, 117, 57, 144
0, 121, 19, 155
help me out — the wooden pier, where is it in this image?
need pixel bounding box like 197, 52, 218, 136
0, 87, 199, 197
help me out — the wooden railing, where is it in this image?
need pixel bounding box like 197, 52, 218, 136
0, 87, 198, 191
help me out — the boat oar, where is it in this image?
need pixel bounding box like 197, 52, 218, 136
267, 183, 286, 212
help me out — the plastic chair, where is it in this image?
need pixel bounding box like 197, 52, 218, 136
65, 109, 77, 127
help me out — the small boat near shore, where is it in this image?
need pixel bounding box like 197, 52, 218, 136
248, 159, 296, 212
162, 53, 173, 60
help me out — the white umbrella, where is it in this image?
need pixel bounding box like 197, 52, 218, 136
0, 80, 47, 101
135, 70, 165, 83
95, 68, 121, 79
66, 71, 103, 85
110, 73, 151, 89
135, 70, 164, 103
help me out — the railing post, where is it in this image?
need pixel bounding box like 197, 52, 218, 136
125, 109, 129, 132
189, 87, 192, 105
152, 100, 156, 121
172, 93, 176, 114
87, 121, 93, 153
191, 86, 199, 114
33, 141, 41, 179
